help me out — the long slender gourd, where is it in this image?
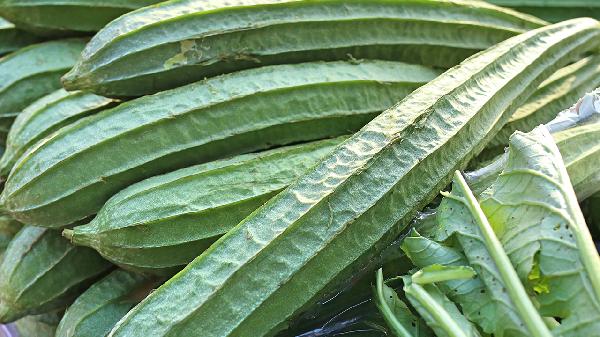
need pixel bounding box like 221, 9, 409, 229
283, 118, 600, 337
487, 0, 600, 23
0, 39, 87, 130
106, 18, 600, 337
0, 89, 118, 179
0, 226, 113, 323
64, 138, 345, 275
0, 17, 41, 56
0, 0, 163, 36
1, 60, 440, 228
61, 0, 545, 96
488, 54, 600, 149
55, 269, 161, 337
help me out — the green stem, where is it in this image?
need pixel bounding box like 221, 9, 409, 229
404, 283, 468, 337
543, 317, 561, 329
412, 266, 475, 285
454, 171, 553, 337
375, 269, 414, 337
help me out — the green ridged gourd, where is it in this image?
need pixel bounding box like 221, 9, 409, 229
0, 39, 86, 139
55, 269, 161, 337
487, 0, 600, 23
61, 0, 546, 96
2, 60, 440, 228
0, 226, 113, 323
0, 0, 163, 36
64, 138, 345, 274
0, 17, 42, 56
0, 89, 118, 179
106, 18, 600, 337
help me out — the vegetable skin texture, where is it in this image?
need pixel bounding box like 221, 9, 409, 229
66, 138, 346, 274
0, 17, 42, 56
489, 54, 600, 148
0, 39, 86, 130
55, 269, 160, 337
0, 89, 118, 179
0, 226, 113, 323
107, 18, 600, 337
487, 0, 600, 23
62, 0, 546, 96
0, 0, 163, 36
1, 60, 439, 228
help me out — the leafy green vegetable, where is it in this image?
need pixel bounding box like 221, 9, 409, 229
402, 230, 504, 335
401, 124, 600, 337
437, 171, 552, 337
480, 127, 600, 336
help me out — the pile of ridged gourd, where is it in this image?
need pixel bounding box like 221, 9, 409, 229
0, 1, 599, 337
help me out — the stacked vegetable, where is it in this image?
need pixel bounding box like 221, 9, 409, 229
0, 1, 598, 337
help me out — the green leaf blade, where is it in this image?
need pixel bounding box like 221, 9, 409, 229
436, 172, 551, 337
480, 126, 600, 336
401, 231, 503, 335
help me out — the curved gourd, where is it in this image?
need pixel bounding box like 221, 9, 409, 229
0, 39, 87, 136
65, 138, 345, 274
2, 60, 439, 228
62, 0, 545, 96
55, 269, 160, 337
107, 18, 600, 337
0, 89, 118, 178
0, 226, 112, 323
0, 17, 42, 56
0, 0, 163, 36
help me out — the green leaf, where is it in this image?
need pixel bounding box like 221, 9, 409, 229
480, 126, 600, 336
373, 269, 432, 337
402, 229, 517, 336
403, 277, 482, 337
436, 172, 552, 337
